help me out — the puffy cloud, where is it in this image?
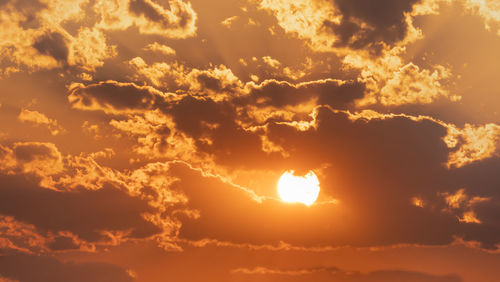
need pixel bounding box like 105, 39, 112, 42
0, 0, 197, 76
445, 123, 500, 168
324, 0, 421, 51
94, 0, 197, 38
1, 0, 499, 279
260, 0, 339, 52
18, 109, 64, 136
464, 0, 500, 36
165, 96, 278, 169
262, 56, 281, 69
344, 48, 458, 106
0, 142, 64, 176
259, 0, 461, 107
68, 27, 117, 72
129, 57, 243, 95
143, 42, 176, 56
0, 0, 115, 75
240, 78, 365, 109
32, 32, 69, 65
129, 0, 197, 38
109, 110, 198, 160
260, 0, 425, 53
68, 80, 170, 114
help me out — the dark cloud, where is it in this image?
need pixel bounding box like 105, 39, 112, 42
169, 95, 231, 138
46, 235, 81, 250
172, 160, 457, 247
196, 73, 223, 91
1, 0, 499, 280
168, 95, 283, 169
169, 107, 500, 249
0, 0, 46, 29
33, 32, 69, 64
128, 0, 194, 29
129, 0, 169, 23
0, 174, 161, 245
63, 74, 500, 250
238, 79, 365, 109
0, 253, 133, 282
325, 0, 419, 51
12, 142, 59, 163
265, 107, 500, 248
68, 81, 164, 113
449, 157, 500, 249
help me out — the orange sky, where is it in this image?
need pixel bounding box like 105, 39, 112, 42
0, 0, 500, 281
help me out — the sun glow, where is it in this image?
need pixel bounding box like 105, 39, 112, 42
277, 170, 320, 206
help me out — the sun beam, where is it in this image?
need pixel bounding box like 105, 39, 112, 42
277, 170, 320, 206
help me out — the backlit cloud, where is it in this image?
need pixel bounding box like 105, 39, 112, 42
0, 0, 499, 280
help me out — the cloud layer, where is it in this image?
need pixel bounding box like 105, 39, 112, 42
1, 0, 499, 281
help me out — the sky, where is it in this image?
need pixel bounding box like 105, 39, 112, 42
0, 0, 500, 281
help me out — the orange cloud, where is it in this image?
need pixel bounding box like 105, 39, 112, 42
0, 142, 64, 176
464, 0, 500, 35
0, 0, 116, 75
344, 48, 458, 106
18, 109, 64, 136
143, 42, 176, 56
95, 0, 197, 38
445, 123, 500, 168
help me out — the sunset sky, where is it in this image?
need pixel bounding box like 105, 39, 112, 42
1, 0, 500, 281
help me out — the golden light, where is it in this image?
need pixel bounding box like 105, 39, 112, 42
277, 170, 320, 206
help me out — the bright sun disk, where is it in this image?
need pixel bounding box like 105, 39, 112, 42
277, 170, 320, 206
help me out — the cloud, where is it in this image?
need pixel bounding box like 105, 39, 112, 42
324, 0, 421, 51
259, 0, 459, 107
0, 0, 499, 280
445, 123, 500, 168
95, 0, 197, 38
259, 0, 338, 52
0, 142, 64, 176
68, 27, 117, 72
128, 57, 243, 94
158, 107, 500, 250
0, 0, 115, 75
0, 0, 196, 76
260, 0, 424, 53
463, 0, 500, 36
221, 16, 238, 28
0, 140, 192, 251
68, 80, 169, 114
343, 48, 458, 106
0, 174, 162, 246
32, 32, 69, 65
231, 266, 462, 282
143, 42, 176, 56
240, 78, 365, 109
18, 109, 64, 136
108, 110, 197, 160
0, 253, 134, 282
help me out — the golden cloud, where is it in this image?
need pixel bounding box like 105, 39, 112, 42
94, 0, 197, 38
18, 109, 64, 136
344, 47, 459, 106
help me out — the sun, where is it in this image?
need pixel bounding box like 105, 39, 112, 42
277, 170, 320, 206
